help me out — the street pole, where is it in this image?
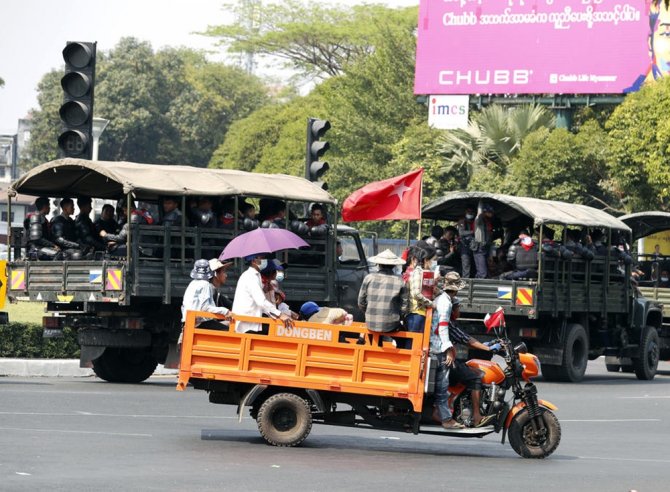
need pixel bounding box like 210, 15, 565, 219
91, 117, 110, 161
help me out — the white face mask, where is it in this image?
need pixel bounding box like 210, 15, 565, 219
275, 271, 285, 282
430, 260, 438, 270
258, 259, 268, 270
465, 213, 475, 220
662, 277, 669, 282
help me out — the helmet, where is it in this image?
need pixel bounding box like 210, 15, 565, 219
190, 259, 214, 280
299, 301, 320, 319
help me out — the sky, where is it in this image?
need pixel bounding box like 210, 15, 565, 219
0, 0, 418, 135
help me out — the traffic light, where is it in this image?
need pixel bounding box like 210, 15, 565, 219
58, 41, 96, 159
305, 117, 330, 190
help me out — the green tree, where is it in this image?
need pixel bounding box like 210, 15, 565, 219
606, 77, 670, 211
440, 104, 555, 185
210, 93, 327, 174
500, 121, 612, 208
202, 1, 416, 79
25, 38, 268, 168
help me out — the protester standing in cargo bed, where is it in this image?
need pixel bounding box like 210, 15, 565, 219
406, 245, 437, 333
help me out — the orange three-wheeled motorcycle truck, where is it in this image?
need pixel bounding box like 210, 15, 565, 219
177, 309, 561, 459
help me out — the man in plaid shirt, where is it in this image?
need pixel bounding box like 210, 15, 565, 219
358, 249, 407, 333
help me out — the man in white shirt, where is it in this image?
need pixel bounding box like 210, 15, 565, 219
233, 254, 292, 333
181, 259, 231, 335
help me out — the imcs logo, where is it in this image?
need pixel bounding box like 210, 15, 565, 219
428, 95, 469, 130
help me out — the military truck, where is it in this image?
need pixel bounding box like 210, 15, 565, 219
422, 192, 664, 382
6, 159, 371, 383
613, 211, 670, 370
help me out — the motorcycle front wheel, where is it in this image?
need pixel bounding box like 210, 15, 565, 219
508, 408, 561, 459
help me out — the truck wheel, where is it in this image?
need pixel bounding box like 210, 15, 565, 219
256, 393, 312, 447
92, 348, 158, 383
508, 408, 561, 459
633, 326, 659, 381
541, 324, 588, 382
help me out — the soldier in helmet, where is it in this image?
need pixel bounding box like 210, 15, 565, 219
24, 196, 59, 260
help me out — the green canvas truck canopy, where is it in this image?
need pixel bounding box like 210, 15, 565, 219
8, 158, 338, 204
619, 211, 670, 240
423, 191, 630, 232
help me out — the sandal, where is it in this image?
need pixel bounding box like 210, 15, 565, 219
442, 419, 465, 429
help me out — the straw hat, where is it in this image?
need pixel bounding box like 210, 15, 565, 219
368, 249, 405, 266
209, 258, 233, 272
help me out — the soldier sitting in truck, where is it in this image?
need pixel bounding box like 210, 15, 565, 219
50, 197, 83, 259
24, 196, 59, 261
75, 197, 106, 256
502, 231, 539, 280
159, 196, 182, 227
99, 199, 153, 257
94, 204, 118, 235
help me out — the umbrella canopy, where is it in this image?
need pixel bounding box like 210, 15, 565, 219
219, 228, 310, 261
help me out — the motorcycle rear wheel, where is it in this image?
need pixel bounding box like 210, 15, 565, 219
508, 409, 561, 459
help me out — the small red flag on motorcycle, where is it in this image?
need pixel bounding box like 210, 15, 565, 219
484, 307, 505, 333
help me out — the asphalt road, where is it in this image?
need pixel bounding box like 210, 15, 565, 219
1, 359, 670, 492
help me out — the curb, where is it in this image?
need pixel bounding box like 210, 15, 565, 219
0, 359, 179, 378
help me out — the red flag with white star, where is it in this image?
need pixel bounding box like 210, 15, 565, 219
341, 168, 424, 222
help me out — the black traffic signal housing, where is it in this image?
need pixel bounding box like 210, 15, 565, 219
58, 41, 96, 159
305, 117, 331, 190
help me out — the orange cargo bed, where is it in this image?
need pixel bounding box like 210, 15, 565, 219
177, 310, 433, 411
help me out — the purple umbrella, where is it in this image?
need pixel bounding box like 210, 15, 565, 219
219, 228, 310, 261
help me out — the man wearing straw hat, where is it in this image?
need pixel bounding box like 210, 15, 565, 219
358, 249, 408, 336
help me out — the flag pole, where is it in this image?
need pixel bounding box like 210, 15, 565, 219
406, 220, 411, 247
416, 170, 424, 240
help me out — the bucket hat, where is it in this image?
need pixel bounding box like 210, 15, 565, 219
191, 259, 214, 280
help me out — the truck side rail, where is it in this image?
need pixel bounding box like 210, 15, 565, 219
458, 254, 628, 318
177, 310, 433, 412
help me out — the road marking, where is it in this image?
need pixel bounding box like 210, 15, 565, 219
561, 419, 660, 422
618, 396, 670, 399
0, 426, 151, 437
15, 472, 31, 476
579, 455, 670, 464
0, 411, 239, 419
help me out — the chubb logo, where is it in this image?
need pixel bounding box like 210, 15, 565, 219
439, 69, 532, 86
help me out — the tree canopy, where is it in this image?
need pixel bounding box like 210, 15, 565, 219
606, 76, 670, 211
202, 1, 417, 79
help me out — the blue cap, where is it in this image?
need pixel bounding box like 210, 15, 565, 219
260, 259, 285, 275
244, 254, 263, 263
299, 301, 320, 319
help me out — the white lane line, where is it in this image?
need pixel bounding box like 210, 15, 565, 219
618, 396, 670, 399
0, 411, 238, 419
562, 419, 661, 422
579, 455, 670, 464
0, 426, 151, 437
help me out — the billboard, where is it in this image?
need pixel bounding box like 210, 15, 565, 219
415, 0, 664, 95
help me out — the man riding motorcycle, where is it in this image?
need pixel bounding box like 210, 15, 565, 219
447, 296, 500, 427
